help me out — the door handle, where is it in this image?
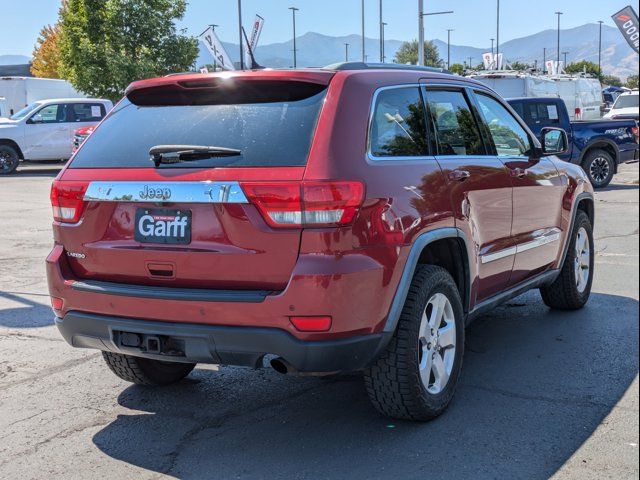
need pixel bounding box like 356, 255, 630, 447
448, 170, 471, 182
509, 168, 527, 178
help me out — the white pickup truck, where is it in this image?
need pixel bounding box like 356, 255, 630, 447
0, 98, 112, 174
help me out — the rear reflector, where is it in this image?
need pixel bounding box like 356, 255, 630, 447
241, 181, 364, 228
290, 316, 332, 332
50, 296, 63, 312
50, 180, 89, 223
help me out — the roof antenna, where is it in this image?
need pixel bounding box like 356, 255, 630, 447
242, 27, 264, 70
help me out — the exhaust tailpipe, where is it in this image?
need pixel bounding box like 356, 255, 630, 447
270, 357, 296, 375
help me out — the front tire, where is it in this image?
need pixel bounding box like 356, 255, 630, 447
102, 352, 196, 386
0, 144, 20, 175
540, 210, 594, 310
582, 149, 615, 188
364, 265, 465, 421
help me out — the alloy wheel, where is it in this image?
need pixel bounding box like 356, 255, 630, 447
589, 157, 610, 184
574, 227, 590, 293
418, 293, 457, 394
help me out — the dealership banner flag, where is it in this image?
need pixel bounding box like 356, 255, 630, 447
612, 5, 640, 53
200, 26, 236, 70
482, 52, 494, 70
244, 15, 265, 69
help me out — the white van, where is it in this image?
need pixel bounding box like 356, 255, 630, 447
468, 71, 559, 99
0, 77, 84, 117
550, 75, 603, 120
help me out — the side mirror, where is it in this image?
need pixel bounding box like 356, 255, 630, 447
541, 127, 568, 155
29, 114, 44, 124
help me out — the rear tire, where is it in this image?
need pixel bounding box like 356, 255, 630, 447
364, 265, 465, 421
540, 210, 594, 310
0, 144, 20, 175
582, 149, 615, 188
102, 351, 196, 386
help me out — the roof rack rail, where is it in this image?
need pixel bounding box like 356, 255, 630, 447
325, 62, 452, 74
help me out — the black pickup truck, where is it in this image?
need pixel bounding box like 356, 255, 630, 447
508, 97, 639, 188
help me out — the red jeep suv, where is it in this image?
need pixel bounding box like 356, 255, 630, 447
47, 64, 595, 421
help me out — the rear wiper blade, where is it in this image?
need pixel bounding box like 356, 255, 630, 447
149, 145, 242, 167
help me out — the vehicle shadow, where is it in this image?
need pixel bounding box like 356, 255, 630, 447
600, 183, 639, 192
92, 292, 639, 480
0, 291, 54, 328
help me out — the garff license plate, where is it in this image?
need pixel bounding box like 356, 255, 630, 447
135, 208, 192, 244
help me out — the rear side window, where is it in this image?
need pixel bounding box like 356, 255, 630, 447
369, 87, 428, 158
475, 93, 531, 157
69, 103, 106, 122
70, 86, 327, 169
528, 102, 561, 125
424, 89, 485, 156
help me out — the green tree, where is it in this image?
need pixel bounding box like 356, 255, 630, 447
626, 74, 639, 89
393, 40, 442, 67
565, 60, 600, 76
601, 75, 622, 87
58, 0, 198, 101
449, 63, 465, 75
509, 61, 531, 71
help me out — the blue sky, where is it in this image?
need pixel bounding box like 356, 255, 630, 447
0, 0, 632, 56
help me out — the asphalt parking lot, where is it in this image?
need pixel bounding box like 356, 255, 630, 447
0, 163, 638, 480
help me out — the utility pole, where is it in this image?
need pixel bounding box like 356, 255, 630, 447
447, 29, 454, 70
345, 43, 350, 62
562, 51, 569, 67
419, 9, 454, 66
598, 20, 604, 76
238, 0, 244, 69
362, 0, 366, 62
210, 24, 219, 71
289, 7, 299, 68
468, 56, 473, 69
381, 23, 387, 62
555, 11, 563, 65
496, 0, 500, 57
543, 47, 547, 73
490, 38, 495, 56
379, 0, 384, 62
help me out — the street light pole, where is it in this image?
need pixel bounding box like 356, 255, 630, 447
496, 0, 500, 57
382, 22, 388, 62
419, 10, 454, 66
490, 38, 494, 56
362, 0, 366, 62
562, 51, 569, 67
543, 47, 546, 73
345, 43, 350, 62
238, 0, 244, 69
379, 0, 384, 62
468, 56, 473, 69
418, 0, 424, 66
555, 11, 563, 65
289, 7, 299, 68
598, 20, 604, 76
447, 29, 454, 70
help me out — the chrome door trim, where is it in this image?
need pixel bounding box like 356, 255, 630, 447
83, 181, 249, 203
480, 228, 562, 264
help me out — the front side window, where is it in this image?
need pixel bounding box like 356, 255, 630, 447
31, 104, 69, 124
369, 87, 428, 158
475, 93, 532, 157
424, 89, 485, 156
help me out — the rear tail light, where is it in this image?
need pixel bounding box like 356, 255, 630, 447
241, 181, 364, 228
50, 180, 89, 223
50, 296, 63, 314
574, 107, 582, 119
632, 126, 639, 144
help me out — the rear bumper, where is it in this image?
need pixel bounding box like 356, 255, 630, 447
56, 311, 390, 372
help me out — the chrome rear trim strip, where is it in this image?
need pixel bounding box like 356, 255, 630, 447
83, 181, 249, 204
480, 228, 562, 264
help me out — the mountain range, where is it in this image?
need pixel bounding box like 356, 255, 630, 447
203, 23, 638, 79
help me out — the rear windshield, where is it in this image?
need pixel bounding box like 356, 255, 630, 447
613, 94, 639, 110
70, 86, 327, 169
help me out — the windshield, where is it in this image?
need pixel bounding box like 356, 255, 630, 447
613, 94, 639, 110
9, 102, 41, 121
70, 88, 327, 169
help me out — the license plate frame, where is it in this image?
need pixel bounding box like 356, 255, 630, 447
134, 208, 192, 245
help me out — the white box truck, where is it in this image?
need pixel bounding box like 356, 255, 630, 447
0, 77, 84, 117
468, 71, 560, 99
549, 75, 603, 120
